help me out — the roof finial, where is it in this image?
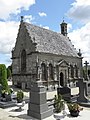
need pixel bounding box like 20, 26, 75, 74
63, 17, 64, 22
78, 49, 82, 57
21, 16, 24, 22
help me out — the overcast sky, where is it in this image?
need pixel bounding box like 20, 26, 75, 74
0, 0, 90, 66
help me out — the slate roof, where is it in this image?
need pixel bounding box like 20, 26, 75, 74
24, 22, 79, 57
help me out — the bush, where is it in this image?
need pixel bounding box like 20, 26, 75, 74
17, 90, 24, 103
7, 67, 11, 79
0, 64, 9, 91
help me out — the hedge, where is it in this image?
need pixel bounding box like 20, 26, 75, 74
0, 64, 9, 91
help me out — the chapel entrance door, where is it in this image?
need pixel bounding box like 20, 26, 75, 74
60, 72, 64, 86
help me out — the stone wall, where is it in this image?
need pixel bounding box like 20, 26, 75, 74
12, 22, 83, 90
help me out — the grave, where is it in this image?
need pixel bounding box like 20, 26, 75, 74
27, 81, 53, 120
83, 61, 90, 96
0, 87, 17, 108
76, 78, 89, 102
57, 86, 79, 102
0, 100, 16, 108
85, 81, 90, 96
0, 92, 17, 108
84, 61, 89, 80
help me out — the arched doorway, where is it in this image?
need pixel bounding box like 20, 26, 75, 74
60, 72, 64, 86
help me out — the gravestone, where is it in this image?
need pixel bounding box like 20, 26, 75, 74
86, 81, 90, 95
81, 80, 90, 96
57, 86, 70, 101
83, 61, 90, 96
84, 61, 89, 80
27, 81, 53, 120
57, 86, 79, 102
76, 79, 88, 102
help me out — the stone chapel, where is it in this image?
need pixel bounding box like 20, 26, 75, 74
12, 16, 83, 90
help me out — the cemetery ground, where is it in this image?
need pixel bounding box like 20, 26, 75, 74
0, 81, 90, 120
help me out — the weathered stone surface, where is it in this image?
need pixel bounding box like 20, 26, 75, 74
28, 81, 53, 120
25, 22, 79, 57
12, 20, 83, 89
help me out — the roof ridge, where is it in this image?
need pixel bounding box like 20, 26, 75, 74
24, 22, 65, 37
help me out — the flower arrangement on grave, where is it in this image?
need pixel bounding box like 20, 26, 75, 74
1, 89, 11, 101
54, 94, 65, 113
17, 90, 24, 103
10, 88, 14, 94
67, 103, 83, 117
1, 89, 11, 96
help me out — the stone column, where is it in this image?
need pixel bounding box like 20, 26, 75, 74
22, 82, 26, 89
68, 66, 70, 86
53, 66, 58, 89
54, 66, 57, 81
39, 68, 42, 81
78, 69, 80, 78
27, 81, 53, 120
36, 62, 40, 81
47, 65, 49, 90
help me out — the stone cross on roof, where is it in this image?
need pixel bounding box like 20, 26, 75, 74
21, 16, 24, 22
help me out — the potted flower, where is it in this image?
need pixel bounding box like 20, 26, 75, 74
17, 90, 24, 103
54, 94, 65, 113
67, 103, 83, 117
53, 94, 67, 119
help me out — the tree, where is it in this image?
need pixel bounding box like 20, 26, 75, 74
7, 67, 11, 79
0, 64, 9, 90
8, 65, 12, 73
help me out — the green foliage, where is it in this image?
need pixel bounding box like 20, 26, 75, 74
0, 64, 9, 91
54, 94, 65, 113
7, 67, 11, 79
0, 64, 7, 80
1, 79, 9, 90
67, 103, 83, 112
8, 65, 12, 72
17, 90, 24, 102
1, 89, 11, 95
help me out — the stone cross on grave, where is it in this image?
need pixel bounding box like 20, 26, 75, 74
84, 61, 89, 80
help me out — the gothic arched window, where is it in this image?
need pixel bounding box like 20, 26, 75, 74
41, 63, 47, 81
75, 65, 78, 78
21, 49, 26, 72
49, 63, 54, 80
71, 65, 74, 78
